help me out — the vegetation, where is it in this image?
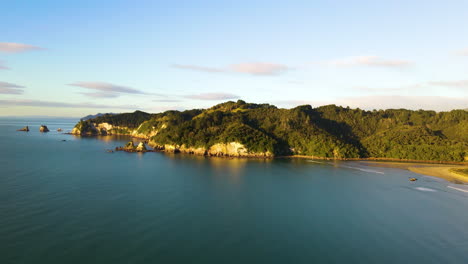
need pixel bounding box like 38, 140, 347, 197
87, 110, 153, 128
76, 100, 468, 161
450, 168, 468, 177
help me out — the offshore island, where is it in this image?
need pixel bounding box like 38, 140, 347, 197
71, 100, 468, 182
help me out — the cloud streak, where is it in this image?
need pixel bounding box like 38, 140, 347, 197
0, 42, 44, 53
429, 80, 468, 88
326, 56, 412, 68
172, 64, 225, 73
153, 99, 183, 103
455, 48, 468, 56
276, 96, 468, 111
230, 63, 290, 75
172, 62, 291, 76
0, 82, 25, 94
0, 61, 9, 70
353, 79, 468, 94
69, 82, 147, 98
79, 92, 121, 98
0, 99, 138, 109
184, 93, 240, 100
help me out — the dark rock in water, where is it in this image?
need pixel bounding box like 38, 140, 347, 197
124, 141, 136, 151
17, 126, 29, 132
57, 128, 63, 132
39, 125, 50, 132
61, 139, 66, 142
115, 141, 149, 153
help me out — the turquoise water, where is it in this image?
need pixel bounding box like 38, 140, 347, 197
1, 118, 468, 264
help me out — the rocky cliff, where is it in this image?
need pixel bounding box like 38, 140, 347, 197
72, 101, 468, 162
148, 141, 273, 158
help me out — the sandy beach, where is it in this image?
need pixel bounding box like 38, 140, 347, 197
360, 161, 468, 184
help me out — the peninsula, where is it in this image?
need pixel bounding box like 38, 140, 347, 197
71, 100, 467, 163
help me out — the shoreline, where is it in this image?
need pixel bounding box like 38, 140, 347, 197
69, 134, 468, 182
69, 134, 467, 164
408, 166, 468, 184
281, 155, 468, 165
359, 161, 468, 184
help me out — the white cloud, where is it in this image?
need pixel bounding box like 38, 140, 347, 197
429, 80, 468, 88
0, 99, 138, 109
184, 93, 240, 100
69, 82, 147, 98
229, 63, 291, 75
0, 42, 44, 53
0, 61, 9, 70
326, 56, 412, 68
455, 48, 468, 56
171, 64, 225, 73
153, 99, 183, 103
276, 96, 467, 111
0, 82, 24, 94
79, 92, 121, 98
172, 62, 291, 76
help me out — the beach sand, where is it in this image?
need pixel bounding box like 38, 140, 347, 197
360, 161, 468, 184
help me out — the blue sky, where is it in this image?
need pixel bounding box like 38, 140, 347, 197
1, 0, 467, 116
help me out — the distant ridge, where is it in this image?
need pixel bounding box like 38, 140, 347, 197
81, 113, 116, 121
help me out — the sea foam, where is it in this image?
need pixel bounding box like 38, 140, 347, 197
342, 166, 385, 174
447, 186, 468, 193
414, 187, 436, 192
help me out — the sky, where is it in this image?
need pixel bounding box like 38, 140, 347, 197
1, 0, 467, 117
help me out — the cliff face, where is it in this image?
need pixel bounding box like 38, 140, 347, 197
72, 122, 136, 136
208, 142, 272, 157
148, 141, 273, 158
72, 121, 160, 139
71, 121, 101, 135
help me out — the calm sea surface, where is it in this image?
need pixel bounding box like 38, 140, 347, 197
1, 118, 467, 264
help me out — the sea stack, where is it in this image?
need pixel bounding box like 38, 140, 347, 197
17, 126, 29, 132
136, 142, 147, 152
39, 125, 50, 132
124, 141, 136, 151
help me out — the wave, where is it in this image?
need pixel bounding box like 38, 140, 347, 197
306, 160, 325, 164
414, 187, 437, 192
447, 186, 468, 193
342, 166, 385, 174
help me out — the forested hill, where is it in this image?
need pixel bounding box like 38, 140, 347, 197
74, 100, 468, 162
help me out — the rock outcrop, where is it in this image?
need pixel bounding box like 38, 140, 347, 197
17, 126, 29, 132
136, 142, 147, 152
39, 125, 49, 132
148, 141, 273, 158
115, 141, 149, 153
71, 122, 99, 135
71, 122, 134, 136
124, 141, 136, 151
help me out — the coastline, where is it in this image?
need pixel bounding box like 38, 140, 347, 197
70, 134, 468, 183
286, 155, 468, 165
359, 161, 468, 184
408, 166, 468, 184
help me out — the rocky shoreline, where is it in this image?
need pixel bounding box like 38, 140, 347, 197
71, 131, 468, 163
70, 119, 467, 163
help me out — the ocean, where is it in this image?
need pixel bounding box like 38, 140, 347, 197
1, 118, 467, 263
